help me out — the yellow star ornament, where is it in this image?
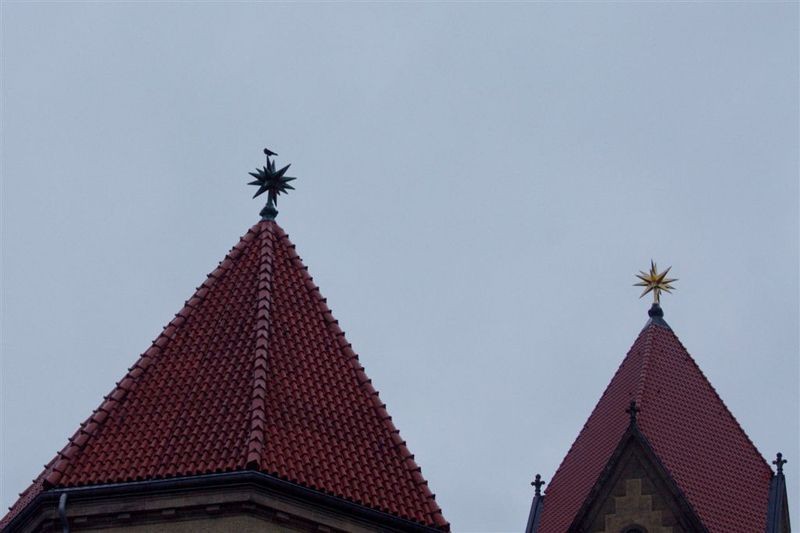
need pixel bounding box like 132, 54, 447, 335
634, 261, 677, 304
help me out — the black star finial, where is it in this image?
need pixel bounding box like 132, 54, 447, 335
773, 452, 787, 475
247, 148, 297, 220
531, 474, 546, 496
626, 400, 640, 425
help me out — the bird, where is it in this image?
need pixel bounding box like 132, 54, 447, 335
263, 148, 278, 157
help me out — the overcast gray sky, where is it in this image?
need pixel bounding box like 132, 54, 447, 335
1, 3, 797, 531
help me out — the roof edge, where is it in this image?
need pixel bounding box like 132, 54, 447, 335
43, 223, 264, 489
657, 324, 775, 476
272, 224, 449, 530
542, 321, 653, 502
3, 470, 448, 533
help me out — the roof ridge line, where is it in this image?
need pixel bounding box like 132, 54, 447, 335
43, 225, 263, 489
246, 221, 274, 470
543, 326, 649, 496
271, 225, 449, 531
634, 323, 656, 411
0, 460, 53, 528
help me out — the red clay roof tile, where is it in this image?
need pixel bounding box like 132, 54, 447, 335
537, 316, 773, 533
2, 220, 448, 531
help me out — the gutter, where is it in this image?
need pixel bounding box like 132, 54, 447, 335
5, 471, 445, 533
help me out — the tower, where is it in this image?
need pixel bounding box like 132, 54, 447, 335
2, 151, 449, 533
526, 263, 791, 533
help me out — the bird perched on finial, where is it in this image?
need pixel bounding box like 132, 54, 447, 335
247, 148, 296, 220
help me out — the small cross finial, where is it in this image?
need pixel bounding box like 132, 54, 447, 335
247, 148, 297, 220
531, 474, 546, 496
773, 452, 787, 475
634, 260, 677, 305
626, 400, 640, 425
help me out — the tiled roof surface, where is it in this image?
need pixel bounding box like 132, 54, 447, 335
537, 316, 773, 533
2, 220, 448, 531
0, 471, 48, 531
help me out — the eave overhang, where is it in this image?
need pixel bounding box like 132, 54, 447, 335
4, 470, 446, 533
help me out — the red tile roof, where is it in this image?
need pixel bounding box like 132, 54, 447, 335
537, 314, 773, 533
2, 220, 448, 531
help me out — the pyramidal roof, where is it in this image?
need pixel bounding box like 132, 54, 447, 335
3, 219, 449, 531
537, 306, 774, 532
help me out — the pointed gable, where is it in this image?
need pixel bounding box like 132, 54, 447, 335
537, 308, 774, 533
3, 220, 448, 531
570, 429, 701, 533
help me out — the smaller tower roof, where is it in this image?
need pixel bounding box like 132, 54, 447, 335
536, 303, 774, 532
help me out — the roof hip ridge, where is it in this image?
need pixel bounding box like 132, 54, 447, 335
633, 323, 657, 414
271, 224, 449, 531
246, 221, 274, 469
539, 325, 649, 497
42, 225, 263, 489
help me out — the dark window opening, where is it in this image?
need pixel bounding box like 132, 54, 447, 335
621, 527, 647, 533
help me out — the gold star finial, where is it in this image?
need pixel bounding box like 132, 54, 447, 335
634, 260, 677, 304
